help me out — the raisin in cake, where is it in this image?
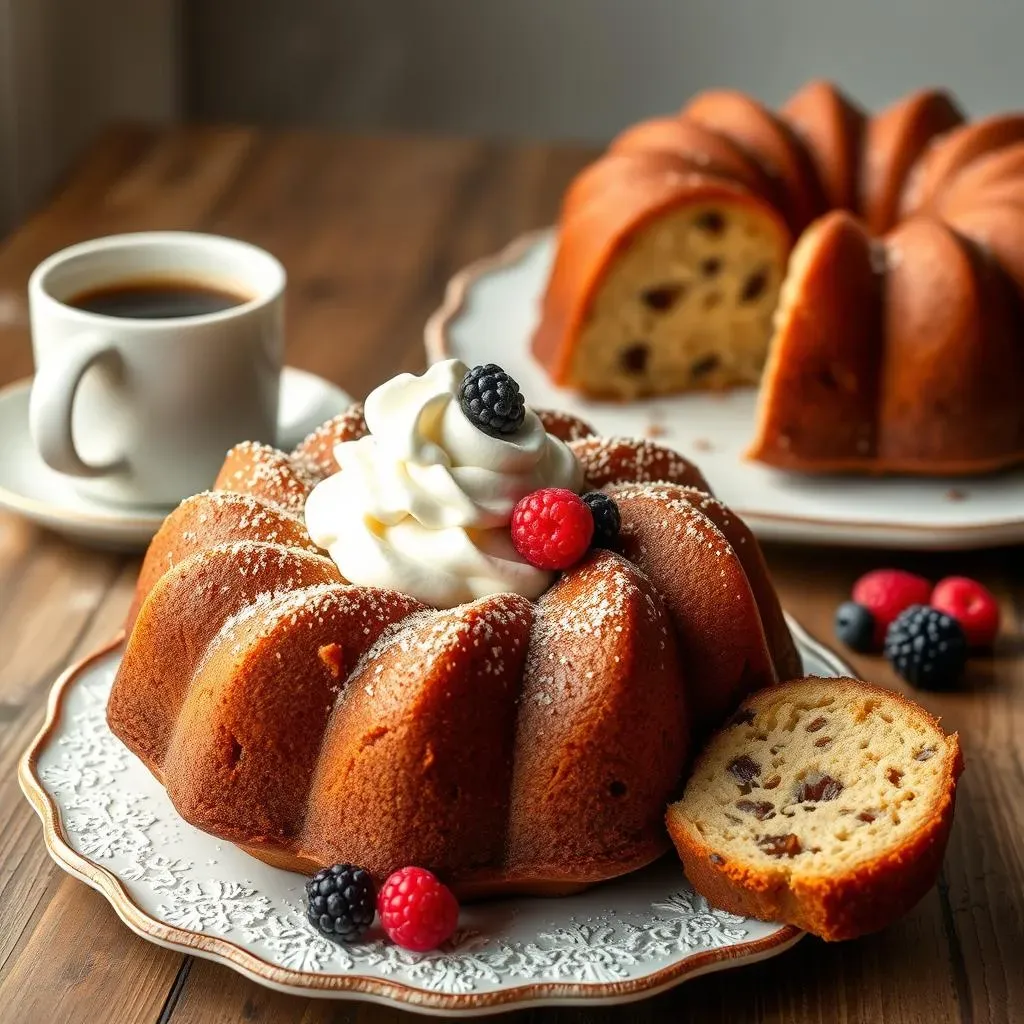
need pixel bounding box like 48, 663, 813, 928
667, 676, 963, 940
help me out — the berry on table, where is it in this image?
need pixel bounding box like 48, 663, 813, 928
834, 601, 876, 653
581, 491, 621, 549
511, 487, 594, 570
930, 576, 1000, 648
852, 569, 932, 646
883, 604, 968, 690
306, 863, 376, 942
459, 364, 526, 437
377, 866, 459, 952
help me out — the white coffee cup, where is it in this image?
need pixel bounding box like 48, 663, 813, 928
29, 232, 285, 508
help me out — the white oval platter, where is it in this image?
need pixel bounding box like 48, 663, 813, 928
19, 618, 848, 1015
426, 229, 1024, 551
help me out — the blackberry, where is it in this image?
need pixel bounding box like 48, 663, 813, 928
582, 491, 621, 549
883, 604, 967, 690
834, 601, 876, 653
459, 364, 526, 437
306, 863, 376, 942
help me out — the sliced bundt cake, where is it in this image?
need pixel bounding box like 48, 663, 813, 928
533, 79, 1024, 475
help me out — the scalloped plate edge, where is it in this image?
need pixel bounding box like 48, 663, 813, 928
17, 621, 850, 1014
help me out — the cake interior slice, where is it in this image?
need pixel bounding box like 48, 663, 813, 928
667, 676, 963, 941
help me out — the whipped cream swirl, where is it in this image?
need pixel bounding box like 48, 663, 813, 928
304, 359, 582, 608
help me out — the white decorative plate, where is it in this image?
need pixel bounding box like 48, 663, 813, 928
20, 618, 848, 1014
426, 230, 1024, 550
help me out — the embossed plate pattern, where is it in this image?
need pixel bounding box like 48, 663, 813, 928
20, 618, 847, 1014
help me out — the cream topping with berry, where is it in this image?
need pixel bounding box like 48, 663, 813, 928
304, 359, 582, 608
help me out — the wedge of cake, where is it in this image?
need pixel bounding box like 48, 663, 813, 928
667, 676, 963, 940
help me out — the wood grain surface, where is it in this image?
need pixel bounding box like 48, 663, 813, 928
0, 126, 1022, 1024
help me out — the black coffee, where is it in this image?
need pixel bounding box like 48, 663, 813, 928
68, 278, 250, 319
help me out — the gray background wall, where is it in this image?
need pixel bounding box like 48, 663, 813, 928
186, 0, 1024, 143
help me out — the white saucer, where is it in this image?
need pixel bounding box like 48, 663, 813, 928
426, 230, 1024, 550
0, 369, 352, 551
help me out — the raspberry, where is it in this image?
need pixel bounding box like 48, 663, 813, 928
834, 601, 875, 653
377, 867, 459, 952
581, 491, 621, 549
305, 863, 376, 942
852, 569, 932, 647
884, 605, 967, 690
931, 576, 1000, 647
459, 364, 526, 437
511, 488, 593, 570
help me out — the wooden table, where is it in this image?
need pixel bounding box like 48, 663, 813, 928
0, 126, 1021, 1024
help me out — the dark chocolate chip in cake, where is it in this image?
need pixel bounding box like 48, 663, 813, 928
620, 343, 650, 375
701, 257, 722, 278
690, 354, 720, 378
640, 283, 685, 312
741, 268, 769, 303
695, 210, 726, 235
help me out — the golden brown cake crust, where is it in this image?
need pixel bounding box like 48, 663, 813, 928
534, 408, 597, 442
127, 492, 321, 627
860, 88, 964, 234
781, 80, 865, 213
505, 551, 689, 887
667, 677, 963, 941
291, 403, 368, 479
213, 442, 316, 514
606, 482, 779, 732
533, 81, 1024, 476
109, 414, 800, 896
746, 211, 885, 472
611, 117, 780, 202
110, 543, 343, 767
901, 113, 1024, 217
878, 219, 1024, 472
683, 89, 827, 233
571, 436, 710, 492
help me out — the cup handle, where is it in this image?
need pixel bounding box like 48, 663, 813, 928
29, 334, 125, 477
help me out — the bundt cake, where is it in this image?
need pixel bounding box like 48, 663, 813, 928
667, 676, 963, 941
533, 80, 1024, 475
108, 360, 799, 898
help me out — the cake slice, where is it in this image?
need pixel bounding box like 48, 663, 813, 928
667, 676, 963, 941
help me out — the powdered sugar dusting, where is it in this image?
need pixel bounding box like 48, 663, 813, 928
217, 442, 317, 515
353, 593, 532, 691
610, 482, 749, 597
570, 436, 706, 490
292, 404, 369, 480
534, 408, 597, 443
208, 583, 422, 665
525, 553, 671, 709
169, 491, 319, 557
